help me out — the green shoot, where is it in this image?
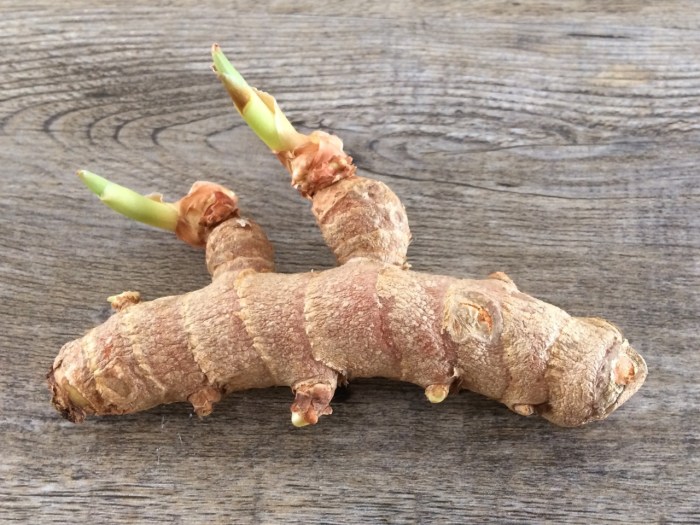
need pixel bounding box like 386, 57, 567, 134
78, 170, 179, 231
211, 44, 305, 152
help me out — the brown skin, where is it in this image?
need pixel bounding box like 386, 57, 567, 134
48, 145, 647, 427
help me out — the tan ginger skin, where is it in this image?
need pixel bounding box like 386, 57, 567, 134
48, 66, 647, 429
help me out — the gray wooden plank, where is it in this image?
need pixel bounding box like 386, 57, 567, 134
0, 1, 698, 523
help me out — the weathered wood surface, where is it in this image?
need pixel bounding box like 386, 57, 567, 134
1, 1, 698, 523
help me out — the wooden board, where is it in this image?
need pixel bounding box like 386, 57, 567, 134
1, 1, 698, 522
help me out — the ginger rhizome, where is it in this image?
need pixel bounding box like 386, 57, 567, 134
47, 46, 647, 428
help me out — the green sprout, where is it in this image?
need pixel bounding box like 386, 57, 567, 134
78, 170, 179, 231
212, 44, 305, 152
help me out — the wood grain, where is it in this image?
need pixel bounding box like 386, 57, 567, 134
1, 1, 698, 523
